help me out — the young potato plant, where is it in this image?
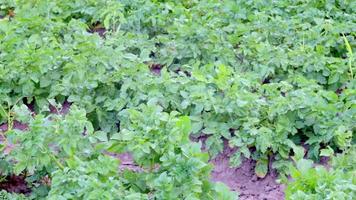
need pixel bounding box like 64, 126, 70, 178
286, 148, 356, 200
2, 105, 236, 199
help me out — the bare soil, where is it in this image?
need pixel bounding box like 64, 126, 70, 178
192, 135, 285, 200
0, 121, 28, 132
49, 100, 71, 115
210, 146, 285, 200
0, 175, 30, 194
107, 152, 143, 172
88, 23, 106, 38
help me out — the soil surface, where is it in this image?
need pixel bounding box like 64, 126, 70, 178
89, 23, 106, 38
49, 100, 71, 115
190, 135, 285, 199
210, 146, 285, 200
0, 175, 30, 194
107, 152, 143, 172
149, 63, 164, 75
0, 121, 28, 132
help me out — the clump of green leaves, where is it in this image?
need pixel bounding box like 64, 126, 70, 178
0, 190, 28, 200
107, 104, 237, 199
286, 148, 356, 199
4, 106, 236, 199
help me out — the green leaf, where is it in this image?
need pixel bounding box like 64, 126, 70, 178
176, 116, 191, 141
213, 182, 237, 200
255, 158, 268, 178
320, 146, 334, 157
94, 131, 108, 142
295, 159, 313, 175
292, 146, 305, 161
13, 162, 27, 175
229, 152, 242, 167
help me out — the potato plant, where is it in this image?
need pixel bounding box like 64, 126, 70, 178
0, 0, 355, 199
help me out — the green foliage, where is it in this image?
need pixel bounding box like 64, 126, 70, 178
286, 148, 356, 199
0, 190, 28, 200
7, 106, 94, 174
108, 104, 236, 199
0, 0, 355, 199
48, 155, 147, 200
4, 107, 236, 199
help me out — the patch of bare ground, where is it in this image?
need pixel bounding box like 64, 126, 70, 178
210, 146, 285, 200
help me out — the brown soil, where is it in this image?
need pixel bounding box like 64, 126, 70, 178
0, 121, 28, 132
0, 175, 30, 194
192, 135, 285, 200
49, 100, 71, 115
210, 146, 285, 200
107, 152, 143, 172
89, 23, 106, 38
149, 63, 164, 75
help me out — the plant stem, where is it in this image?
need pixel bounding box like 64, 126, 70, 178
342, 34, 354, 79
38, 145, 65, 170
49, 153, 65, 170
